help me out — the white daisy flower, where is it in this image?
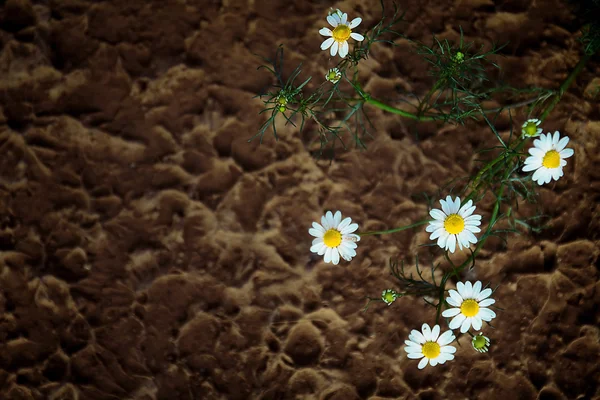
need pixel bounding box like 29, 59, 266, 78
309, 211, 360, 265
441, 281, 496, 334
471, 332, 491, 353
319, 10, 364, 58
426, 196, 482, 254
404, 323, 456, 370
522, 131, 574, 185
381, 289, 398, 306
325, 67, 342, 84
521, 118, 542, 138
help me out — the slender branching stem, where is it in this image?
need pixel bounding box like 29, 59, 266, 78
539, 53, 592, 121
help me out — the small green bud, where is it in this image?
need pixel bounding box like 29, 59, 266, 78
381, 289, 399, 306
452, 51, 465, 64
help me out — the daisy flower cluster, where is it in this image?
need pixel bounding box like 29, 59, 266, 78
308, 199, 497, 369
298, 7, 579, 374
404, 280, 497, 369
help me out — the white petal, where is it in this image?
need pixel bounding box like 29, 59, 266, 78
350, 32, 364, 41
458, 199, 473, 214
472, 316, 482, 331
523, 162, 541, 172
330, 41, 339, 56
441, 198, 452, 215
341, 223, 358, 234
431, 325, 440, 342
348, 17, 362, 28
552, 131, 560, 144
459, 205, 476, 218
446, 234, 456, 253
309, 228, 324, 238
464, 281, 473, 298
332, 248, 341, 265
464, 214, 482, 222
460, 317, 472, 333
551, 168, 562, 180
442, 308, 461, 317
333, 211, 342, 227
339, 41, 349, 58
449, 289, 463, 305
472, 281, 482, 298
465, 225, 481, 234
407, 352, 424, 359
404, 340, 420, 348
440, 345, 456, 354
340, 239, 357, 249
437, 330, 455, 346
477, 288, 492, 301
479, 308, 496, 321
418, 358, 428, 369
451, 197, 461, 213
478, 298, 495, 307
319, 27, 333, 37
421, 324, 432, 341
323, 211, 333, 228
555, 136, 569, 151
462, 230, 478, 244
437, 232, 449, 249
429, 227, 445, 241
327, 15, 338, 27
529, 148, 545, 158
311, 222, 325, 233
340, 13, 348, 25
409, 330, 426, 344
324, 247, 332, 263
338, 217, 351, 231
532, 168, 547, 185
430, 209, 446, 221
430, 358, 439, 367
310, 242, 326, 254
560, 148, 574, 159
449, 314, 465, 330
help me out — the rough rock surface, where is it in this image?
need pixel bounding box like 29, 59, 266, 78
0, 0, 599, 399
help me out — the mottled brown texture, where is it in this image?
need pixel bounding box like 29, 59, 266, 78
0, 0, 599, 399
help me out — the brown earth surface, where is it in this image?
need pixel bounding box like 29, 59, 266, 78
1, 0, 599, 399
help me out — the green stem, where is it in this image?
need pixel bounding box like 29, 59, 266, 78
466, 137, 528, 201
358, 219, 431, 237
539, 53, 592, 121
417, 78, 446, 118
364, 96, 438, 121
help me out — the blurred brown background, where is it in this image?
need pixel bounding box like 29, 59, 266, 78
0, 0, 599, 399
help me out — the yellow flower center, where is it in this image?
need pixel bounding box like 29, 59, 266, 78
422, 342, 441, 359
444, 214, 465, 235
460, 299, 480, 317
542, 150, 560, 169
332, 25, 351, 42
323, 229, 342, 248
524, 123, 538, 136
